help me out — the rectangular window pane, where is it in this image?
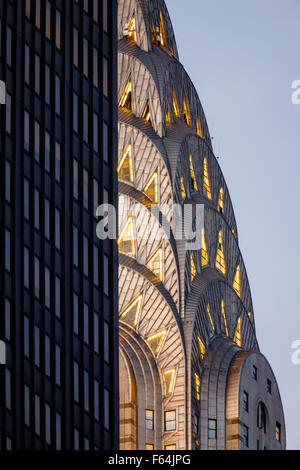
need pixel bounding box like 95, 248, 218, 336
34, 325, 40, 367
5, 230, 11, 272
55, 141, 61, 183
83, 236, 89, 276
34, 121, 40, 162
104, 389, 109, 430
84, 370, 89, 412
6, 26, 12, 67
73, 159, 79, 199
93, 112, 98, 152
45, 131, 51, 172
74, 362, 79, 402
93, 0, 98, 23
34, 189, 40, 230
6, 92, 12, 134
55, 344, 61, 386
84, 303, 89, 344
93, 179, 99, 215
36, 0, 41, 29
45, 199, 50, 240
56, 413, 61, 450
73, 93, 78, 133
24, 246, 29, 288
73, 293, 79, 335
73, 226, 78, 267
45, 65, 51, 105
73, 27, 78, 67
25, 44, 30, 85
55, 276, 61, 319
35, 54, 40, 95
46, 1, 51, 39
83, 38, 89, 77
83, 169, 89, 209
24, 316, 30, 358
94, 312, 99, 354
103, 254, 109, 296
103, 122, 108, 163
24, 111, 30, 152
5, 160, 11, 203
24, 385, 30, 426
45, 335, 51, 377
5, 298, 11, 341
45, 266, 50, 309
24, 179, 29, 220
26, 0, 31, 18
104, 322, 109, 364
55, 208, 61, 250
55, 75, 61, 115
93, 47, 98, 87
56, 10, 61, 49
35, 395, 40, 436
103, 57, 109, 97
5, 369, 11, 410
93, 245, 99, 286
45, 404, 51, 445
83, 102, 89, 143
103, 0, 108, 32
94, 380, 99, 421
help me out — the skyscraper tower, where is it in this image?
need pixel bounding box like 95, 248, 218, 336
0, 0, 118, 450
117, 0, 285, 450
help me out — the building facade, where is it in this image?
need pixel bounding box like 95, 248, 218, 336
117, 0, 285, 450
0, 0, 118, 450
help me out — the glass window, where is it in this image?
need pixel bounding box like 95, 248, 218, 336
34, 120, 40, 162
24, 385, 30, 426
103, 57, 109, 97
94, 380, 99, 421
252, 365, 258, 381
24, 179, 29, 220
73, 27, 79, 68
83, 38, 89, 77
84, 0, 89, 13
104, 322, 109, 364
45, 65, 51, 105
74, 361, 79, 402
45, 334, 51, 377
164, 410, 176, 432
24, 316, 30, 358
6, 92, 12, 134
55, 276, 61, 319
5, 298, 11, 341
35, 54, 40, 95
73, 93, 78, 133
146, 410, 154, 430
5, 230, 11, 274
208, 418, 217, 439
93, 112, 99, 152
73, 293, 79, 335
45, 199, 50, 240
93, 179, 99, 215
84, 370, 89, 412
34, 256, 40, 298
276, 422, 281, 442
36, 0, 41, 29
5, 368, 11, 410
34, 189, 40, 230
55, 344, 61, 386
84, 303, 89, 344
74, 429, 79, 450
45, 266, 50, 309
103, 0, 108, 32
94, 312, 99, 354
93, 0, 98, 23
103, 122, 108, 163
104, 389, 109, 430
55, 74, 61, 115
46, 1, 51, 39
83, 235, 89, 276
25, 44, 30, 84
24, 110, 30, 152
34, 325, 40, 367
56, 413, 61, 450
25, 0, 31, 18
5, 160, 11, 203
24, 246, 29, 288
93, 245, 99, 286
55, 141, 61, 183
56, 10, 61, 49
243, 391, 249, 412
35, 395, 40, 436
55, 208, 61, 250
73, 159, 79, 199
83, 102, 89, 143
45, 404, 51, 445
83, 169, 89, 209
103, 254, 109, 296
6, 26, 12, 67
84, 438, 89, 450
193, 415, 199, 435
93, 47, 98, 87
243, 424, 249, 447
45, 130, 51, 172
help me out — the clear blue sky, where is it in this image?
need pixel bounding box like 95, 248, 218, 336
165, 0, 300, 449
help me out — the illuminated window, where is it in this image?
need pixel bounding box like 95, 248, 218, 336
217, 187, 224, 214
119, 80, 132, 110
172, 89, 180, 118
162, 369, 176, 396
195, 373, 200, 401
146, 444, 154, 450
201, 228, 209, 267
120, 294, 142, 327
190, 155, 198, 192
198, 335, 206, 360
166, 106, 171, 125
233, 265, 241, 298
144, 172, 158, 203
196, 117, 202, 137
165, 444, 176, 450
181, 176, 187, 203
151, 21, 157, 44
128, 17, 136, 42
146, 329, 167, 356
183, 95, 191, 126
215, 230, 226, 275
146, 248, 163, 281
234, 317, 242, 347
221, 299, 229, 336
203, 157, 212, 200
276, 422, 281, 442
190, 252, 197, 284
142, 102, 151, 123
117, 145, 134, 183
248, 311, 252, 320
207, 304, 215, 332
118, 216, 135, 256
159, 11, 166, 46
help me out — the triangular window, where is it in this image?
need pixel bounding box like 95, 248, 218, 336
117, 145, 134, 183
146, 329, 167, 356
144, 172, 158, 203
203, 157, 212, 200
120, 294, 142, 327
215, 230, 226, 275
146, 248, 163, 281
118, 216, 135, 256
119, 80, 132, 110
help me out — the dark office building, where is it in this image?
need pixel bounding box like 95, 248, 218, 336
0, 0, 118, 450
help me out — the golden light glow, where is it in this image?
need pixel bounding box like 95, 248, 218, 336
162, 368, 176, 396
234, 317, 242, 347
165, 444, 176, 450
151, 21, 156, 44
196, 117, 202, 137
215, 230, 226, 275
173, 89, 180, 118
198, 335, 206, 360
181, 176, 187, 203
221, 299, 229, 336
190, 252, 197, 284
159, 11, 166, 46
233, 265, 241, 298
117, 144, 134, 183
142, 103, 151, 122
146, 248, 163, 281
217, 187, 224, 214
120, 293, 142, 327
207, 304, 215, 332
183, 95, 191, 126
146, 444, 154, 450
128, 17, 136, 42
144, 172, 158, 203
189, 155, 198, 192
203, 157, 212, 200
201, 228, 209, 267
146, 329, 167, 355
119, 80, 132, 109
118, 216, 135, 256
195, 372, 200, 401
248, 311, 252, 320
166, 106, 171, 125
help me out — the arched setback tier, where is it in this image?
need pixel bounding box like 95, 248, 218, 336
118, 264, 186, 450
